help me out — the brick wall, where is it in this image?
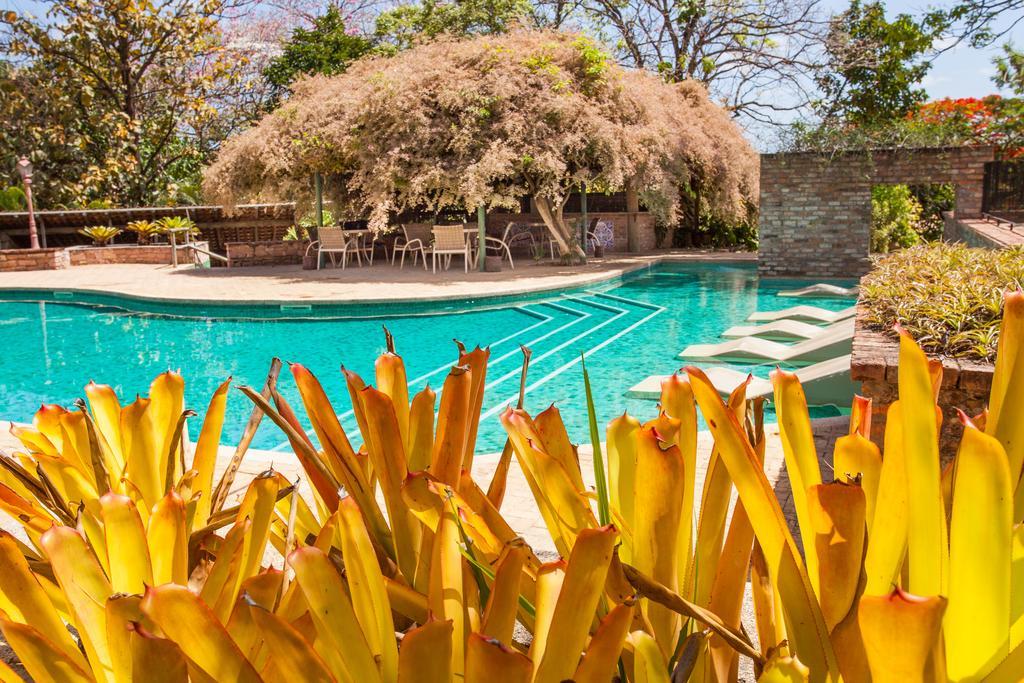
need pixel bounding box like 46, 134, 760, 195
850, 309, 992, 461
0, 248, 70, 271
759, 146, 996, 278
226, 240, 309, 267
67, 243, 204, 266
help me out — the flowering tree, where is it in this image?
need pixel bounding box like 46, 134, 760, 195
204, 30, 757, 261
906, 96, 1024, 158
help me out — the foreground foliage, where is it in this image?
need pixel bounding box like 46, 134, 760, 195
0, 292, 1023, 681
861, 243, 1024, 360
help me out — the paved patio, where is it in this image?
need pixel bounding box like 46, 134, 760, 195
0, 250, 753, 304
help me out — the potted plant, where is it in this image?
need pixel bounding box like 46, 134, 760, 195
78, 225, 122, 246
126, 220, 164, 245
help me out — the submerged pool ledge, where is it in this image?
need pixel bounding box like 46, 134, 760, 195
0, 251, 756, 309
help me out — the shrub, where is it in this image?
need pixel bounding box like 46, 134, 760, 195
861, 242, 1024, 360
0, 298, 1022, 680
156, 216, 199, 237
870, 184, 922, 253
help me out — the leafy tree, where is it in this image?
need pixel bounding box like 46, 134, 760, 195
816, 0, 939, 125
1, 0, 255, 208
571, 0, 825, 126
374, 0, 533, 50
264, 7, 374, 99
204, 31, 757, 262
995, 43, 1024, 94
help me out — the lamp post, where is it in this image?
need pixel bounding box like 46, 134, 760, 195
15, 157, 39, 250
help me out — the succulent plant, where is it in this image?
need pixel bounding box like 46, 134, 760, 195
78, 225, 122, 245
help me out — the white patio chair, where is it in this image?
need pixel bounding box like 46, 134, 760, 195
393, 223, 432, 269
431, 224, 471, 273
315, 227, 360, 269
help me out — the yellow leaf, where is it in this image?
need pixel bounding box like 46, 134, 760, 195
458, 347, 490, 470
659, 373, 697, 594
248, 600, 336, 682
897, 329, 948, 596
407, 386, 436, 473
338, 498, 399, 682
606, 412, 640, 561
771, 367, 823, 595
192, 378, 230, 526
481, 541, 528, 643
397, 619, 452, 683
148, 491, 188, 586
987, 292, 1024, 499
140, 583, 262, 682
632, 426, 684, 654
806, 481, 866, 632
432, 365, 472, 486
376, 352, 411, 450
290, 546, 382, 683
100, 491, 153, 594
858, 589, 946, 683
864, 401, 909, 595
41, 525, 114, 682
832, 432, 882, 535
757, 650, 810, 682
0, 619, 92, 683
466, 632, 532, 683
0, 531, 84, 668
686, 367, 837, 681
629, 629, 670, 683
573, 600, 635, 683
533, 525, 619, 683
946, 420, 1012, 680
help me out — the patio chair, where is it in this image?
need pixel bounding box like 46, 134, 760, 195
314, 226, 360, 270
678, 317, 855, 366
720, 317, 852, 342
586, 219, 615, 253
778, 283, 860, 298
746, 304, 857, 324
393, 223, 432, 269
431, 224, 471, 273
626, 355, 855, 407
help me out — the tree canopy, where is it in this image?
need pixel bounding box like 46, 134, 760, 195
204, 30, 757, 259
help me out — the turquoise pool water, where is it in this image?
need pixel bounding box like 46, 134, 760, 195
0, 262, 855, 453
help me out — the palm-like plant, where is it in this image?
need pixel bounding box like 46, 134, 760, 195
126, 220, 165, 245
78, 225, 121, 246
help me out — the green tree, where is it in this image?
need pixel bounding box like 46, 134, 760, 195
1, 0, 253, 208
816, 0, 939, 125
264, 7, 374, 100
995, 43, 1024, 94
374, 0, 533, 50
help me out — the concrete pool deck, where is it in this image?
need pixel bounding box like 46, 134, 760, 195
0, 250, 754, 304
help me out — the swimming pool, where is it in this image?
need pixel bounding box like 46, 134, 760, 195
0, 262, 855, 453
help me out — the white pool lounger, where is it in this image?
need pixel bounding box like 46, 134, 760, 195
778, 283, 860, 298
679, 318, 854, 365
625, 355, 856, 406
746, 305, 857, 324
721, 318, 842, 342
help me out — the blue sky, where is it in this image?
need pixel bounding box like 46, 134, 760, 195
3, 0, 1021, 102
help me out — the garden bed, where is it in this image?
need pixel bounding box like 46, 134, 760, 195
851, 243, 1017, 456
67, 242, 206, 266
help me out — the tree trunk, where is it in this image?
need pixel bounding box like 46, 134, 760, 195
534, 195, 586, 264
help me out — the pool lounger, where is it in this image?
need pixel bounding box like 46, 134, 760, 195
721, 318, 849, 342
778, 283, 859, 298
746, 304, 857, 324
679, 318, 854, 365
626, 354, 856, 407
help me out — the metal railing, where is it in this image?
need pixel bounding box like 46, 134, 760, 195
983, 160, 1024, 215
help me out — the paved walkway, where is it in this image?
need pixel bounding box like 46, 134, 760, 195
0, 251, 753, 304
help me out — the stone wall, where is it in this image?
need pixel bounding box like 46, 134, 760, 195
67, 243, 205, 266
850, 309, 992, 460
226, 240, 309, 267
485, 212, 658, 252
0, 248, 70, 271
759, 146, 995, 278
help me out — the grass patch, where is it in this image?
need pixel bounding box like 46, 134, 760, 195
861, 243, 1024, 362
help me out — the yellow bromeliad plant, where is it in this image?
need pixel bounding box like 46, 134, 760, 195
0, 292, 1022, 681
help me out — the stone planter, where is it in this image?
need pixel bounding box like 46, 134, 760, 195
593, 244, 605, 258
484, 255, 503, 272
850, 306, 993, 461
